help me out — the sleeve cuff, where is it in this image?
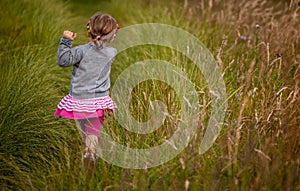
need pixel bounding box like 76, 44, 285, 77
60, 37, 73, 46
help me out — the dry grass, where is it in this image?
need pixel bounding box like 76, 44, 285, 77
180, 0, 300, 190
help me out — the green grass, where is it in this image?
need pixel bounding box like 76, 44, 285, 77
0, 0, 83, 190
0, 0, 299, 190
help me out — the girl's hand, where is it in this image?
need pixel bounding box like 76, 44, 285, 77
105, 109, 114, 118
63, 30, 77, 40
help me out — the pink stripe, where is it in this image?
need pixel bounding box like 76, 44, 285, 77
61, 98, 112, 105
54, 108, 106, 120
56, 94, 116, 112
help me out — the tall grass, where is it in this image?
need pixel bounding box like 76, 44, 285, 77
80, 0, 300, 190
1, 0, 299, 190
0, 0, 85, 190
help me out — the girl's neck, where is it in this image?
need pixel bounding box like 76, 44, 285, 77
88, 39, 94, 45
88, 39, 108, 47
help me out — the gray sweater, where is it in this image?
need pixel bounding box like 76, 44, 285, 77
57, 37, 116, 99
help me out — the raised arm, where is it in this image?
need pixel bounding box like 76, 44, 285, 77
57, 31, 83, 67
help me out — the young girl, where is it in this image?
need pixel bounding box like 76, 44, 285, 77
54, 13, 119, 167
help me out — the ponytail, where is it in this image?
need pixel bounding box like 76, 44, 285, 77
93, 31, 116, 50
94, 35, 104, 49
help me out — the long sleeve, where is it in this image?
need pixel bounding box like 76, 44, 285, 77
57, 37, 84, 67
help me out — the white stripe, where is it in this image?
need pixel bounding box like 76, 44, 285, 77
57, 94, 116, 112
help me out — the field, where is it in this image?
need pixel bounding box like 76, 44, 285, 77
0, 0, 299, 190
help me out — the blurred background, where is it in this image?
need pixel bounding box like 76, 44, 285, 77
0, 0, 299, 190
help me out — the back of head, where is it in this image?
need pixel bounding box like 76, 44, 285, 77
87, 13, 119, 49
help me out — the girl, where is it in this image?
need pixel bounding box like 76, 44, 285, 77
54, 13, 119, 168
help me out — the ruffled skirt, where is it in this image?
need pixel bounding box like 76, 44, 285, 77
54, 94, 116, 120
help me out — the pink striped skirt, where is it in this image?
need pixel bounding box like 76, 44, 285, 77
54, 94, 116, 120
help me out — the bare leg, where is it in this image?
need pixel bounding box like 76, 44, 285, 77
80, 117, 104, 171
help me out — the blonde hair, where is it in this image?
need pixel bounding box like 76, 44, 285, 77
87, 13, 118, 49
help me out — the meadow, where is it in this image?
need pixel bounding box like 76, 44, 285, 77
0, 0, 299, 190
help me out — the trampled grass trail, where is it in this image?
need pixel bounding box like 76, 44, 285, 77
0, 0, 299, 190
